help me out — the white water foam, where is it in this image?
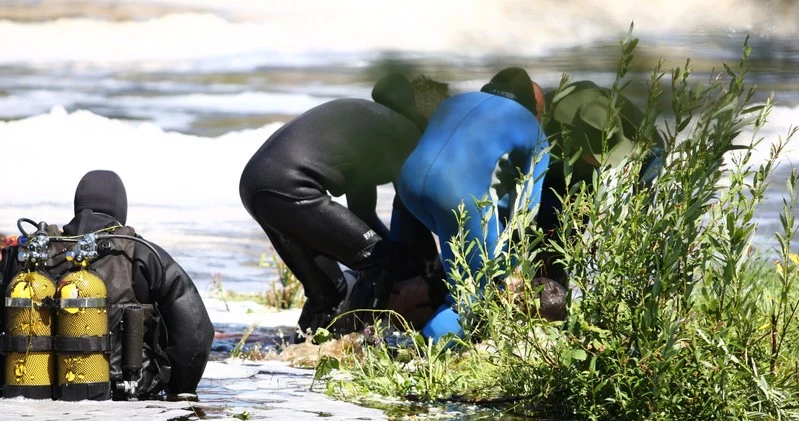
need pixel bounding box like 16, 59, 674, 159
0, 107, 277, 209
0, 1, 796, 69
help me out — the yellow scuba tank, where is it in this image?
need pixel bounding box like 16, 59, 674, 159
3, 270, 57, 399
53, 233, 111, 401
2, 224, 57, 399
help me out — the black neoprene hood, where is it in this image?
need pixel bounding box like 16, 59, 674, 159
371, 73, 427, 131
480, 67, 538, 116
73, 170, 128, 225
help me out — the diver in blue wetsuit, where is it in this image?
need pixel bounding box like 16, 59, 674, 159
397, 67, 550, 343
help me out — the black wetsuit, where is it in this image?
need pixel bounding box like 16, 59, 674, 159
239, 98, 425, 331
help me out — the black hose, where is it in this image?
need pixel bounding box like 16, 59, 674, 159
98, 234, 166, 291
16, 218, 38, 237
105, 234, 172, 347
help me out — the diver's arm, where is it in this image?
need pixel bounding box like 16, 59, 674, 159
136, 242, 214, 395
346, 184, 390, 241
389, 193, 441, 279
0, 246, 20, 287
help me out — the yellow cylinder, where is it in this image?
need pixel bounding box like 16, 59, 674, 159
55, 267, 110, 400
4, 270, 56, 399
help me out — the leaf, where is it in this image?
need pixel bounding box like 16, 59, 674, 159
723, 63, 736, 78
313, 328, 334, 344
560, 348, 588, 367
314, 356, 340, 380
624, 38, 639, 56
742, 104, 766, 115
677, 115, 693, 132
572, 349, 588, 361
723, 144, 750, 152
552, 85, 578, 104
711, 98, 738, 119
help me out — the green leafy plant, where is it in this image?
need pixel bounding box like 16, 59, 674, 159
230, 323, 258, 360
208, 271, 230, 311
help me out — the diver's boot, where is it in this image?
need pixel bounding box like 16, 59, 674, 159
294, 296, 339, 344
332, 267, 395, 334
293, 271, 349, 343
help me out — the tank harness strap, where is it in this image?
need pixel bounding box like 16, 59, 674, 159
55, 382, 111, 401
5, 297, 55, 308
3, 385, 53, 400
53, 334, 112, 354
0, 334, 54, 353
58, 298, 107, 308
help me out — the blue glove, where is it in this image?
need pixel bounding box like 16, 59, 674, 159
421, 304, 464, 344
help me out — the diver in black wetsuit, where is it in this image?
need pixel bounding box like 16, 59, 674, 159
1, 170, 214, 398
239, 75, 449, 340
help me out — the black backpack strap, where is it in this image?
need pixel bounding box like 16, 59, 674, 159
53, 334, 112, 354
0, 334, 54, 353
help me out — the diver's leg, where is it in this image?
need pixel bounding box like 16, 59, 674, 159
389, 196, 446, 308
535, 172, 569, 288
418, 188, 504, 344
254, 191, 404, 333
248, 192, 350, 339
255, 192, 383, 269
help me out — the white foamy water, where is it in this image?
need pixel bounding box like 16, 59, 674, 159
0, 90, 105, 118
0, 1, 796, 69
0, 107, 275, 208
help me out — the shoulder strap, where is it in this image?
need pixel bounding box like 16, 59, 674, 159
93, 226, 137, 305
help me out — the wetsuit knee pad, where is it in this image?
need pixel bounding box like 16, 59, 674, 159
421, 304, 464, 344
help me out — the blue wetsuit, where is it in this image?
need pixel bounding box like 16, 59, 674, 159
398, 91, 549, 342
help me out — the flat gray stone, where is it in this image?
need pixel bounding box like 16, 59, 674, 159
194, 360, 387, 420
0, 398, 193, 421
0, 360, 386, 420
